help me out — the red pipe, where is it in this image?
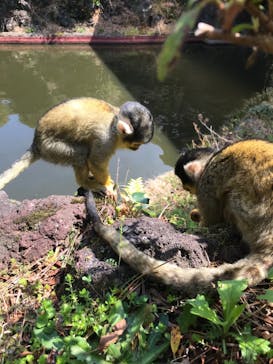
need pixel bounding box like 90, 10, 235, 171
0, 34, 167, 45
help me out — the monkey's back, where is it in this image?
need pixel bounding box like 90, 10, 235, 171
198, 139, 273, 233
35, 97, 119, 143
204, 139, 273, 196
32, 98, 120, 165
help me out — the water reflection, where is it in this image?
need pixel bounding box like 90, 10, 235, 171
0, 44, 270, 199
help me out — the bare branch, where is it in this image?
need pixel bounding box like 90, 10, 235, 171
195, 24, 273, 54
245, 0, 273, 34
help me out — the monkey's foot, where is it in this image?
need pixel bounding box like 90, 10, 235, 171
77, 187, 88, 196
78, 185, 117, 201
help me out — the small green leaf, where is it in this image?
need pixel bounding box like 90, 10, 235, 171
108, 299, 125, 326
157, 2, 207, 81
236, 332, 271, 363
18, 277, 28, 288
231, 22, 255, 33
36, 299, 56, 328
131, 192, 149, 204
177, 303, 197, 333
217, 280, 247, 320
82, 275, 92, 283
258, 289, 273, 302
64, 336, 111, 363
37, 354, 47, 364
187, 294, 222, 325
222, 304, 245, 334
34, 327, 64, 350
126, 305, 154, 340
107, 342, 122, 359
67, 336, 91, 357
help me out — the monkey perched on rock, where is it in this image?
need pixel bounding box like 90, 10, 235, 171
0, 97, 153, 198
85, 139, 273, 295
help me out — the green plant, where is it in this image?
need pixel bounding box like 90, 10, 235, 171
179, 279, 272, 361
25, 27, 34, 34
234, 326, 271, 364
187, 280, 247, 337
92, 0, 103, 9
122, 178, 148, 202
15, 274, 169, 363
119, 178, 152, 216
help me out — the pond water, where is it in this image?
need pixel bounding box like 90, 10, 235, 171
0, 44, 271, 200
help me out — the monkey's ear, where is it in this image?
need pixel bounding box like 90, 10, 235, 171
117, 119, 134, 135
184, 160, 204, 182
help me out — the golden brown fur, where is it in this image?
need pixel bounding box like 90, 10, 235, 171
0, 97, 153, 197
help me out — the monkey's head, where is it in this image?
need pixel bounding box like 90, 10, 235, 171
116, 101, 154, 150
175, 147, 214, 194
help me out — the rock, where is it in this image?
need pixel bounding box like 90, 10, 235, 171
0, 193, 85, 269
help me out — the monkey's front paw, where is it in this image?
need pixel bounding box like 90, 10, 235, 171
92, 183, 117, 201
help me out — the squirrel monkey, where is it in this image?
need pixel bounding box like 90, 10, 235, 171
0, 97, 154, 198
174, 139, 273, 287
85, 139, 273, 295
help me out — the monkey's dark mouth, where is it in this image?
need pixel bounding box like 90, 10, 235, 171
129, 146, 140, 151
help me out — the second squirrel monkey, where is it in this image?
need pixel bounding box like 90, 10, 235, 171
0, 97, 154, 198
174, 139, 273, 285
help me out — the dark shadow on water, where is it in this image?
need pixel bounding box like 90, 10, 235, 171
91, 42, 271, 148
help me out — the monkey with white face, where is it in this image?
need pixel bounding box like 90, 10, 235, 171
0, 97, 154, 198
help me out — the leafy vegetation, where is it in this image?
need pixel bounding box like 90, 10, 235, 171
23, 274, 169, 364
183, 280, 273, 362
2, 266, 273, 363
158, 0, 273, 80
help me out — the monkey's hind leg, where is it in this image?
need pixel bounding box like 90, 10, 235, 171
87, 160, 117, 200
73, 164, 115, 198
37, 137, 88, 166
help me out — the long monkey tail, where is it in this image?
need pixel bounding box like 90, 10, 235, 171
0, 149, 37, 190
84, 190, 271, 294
